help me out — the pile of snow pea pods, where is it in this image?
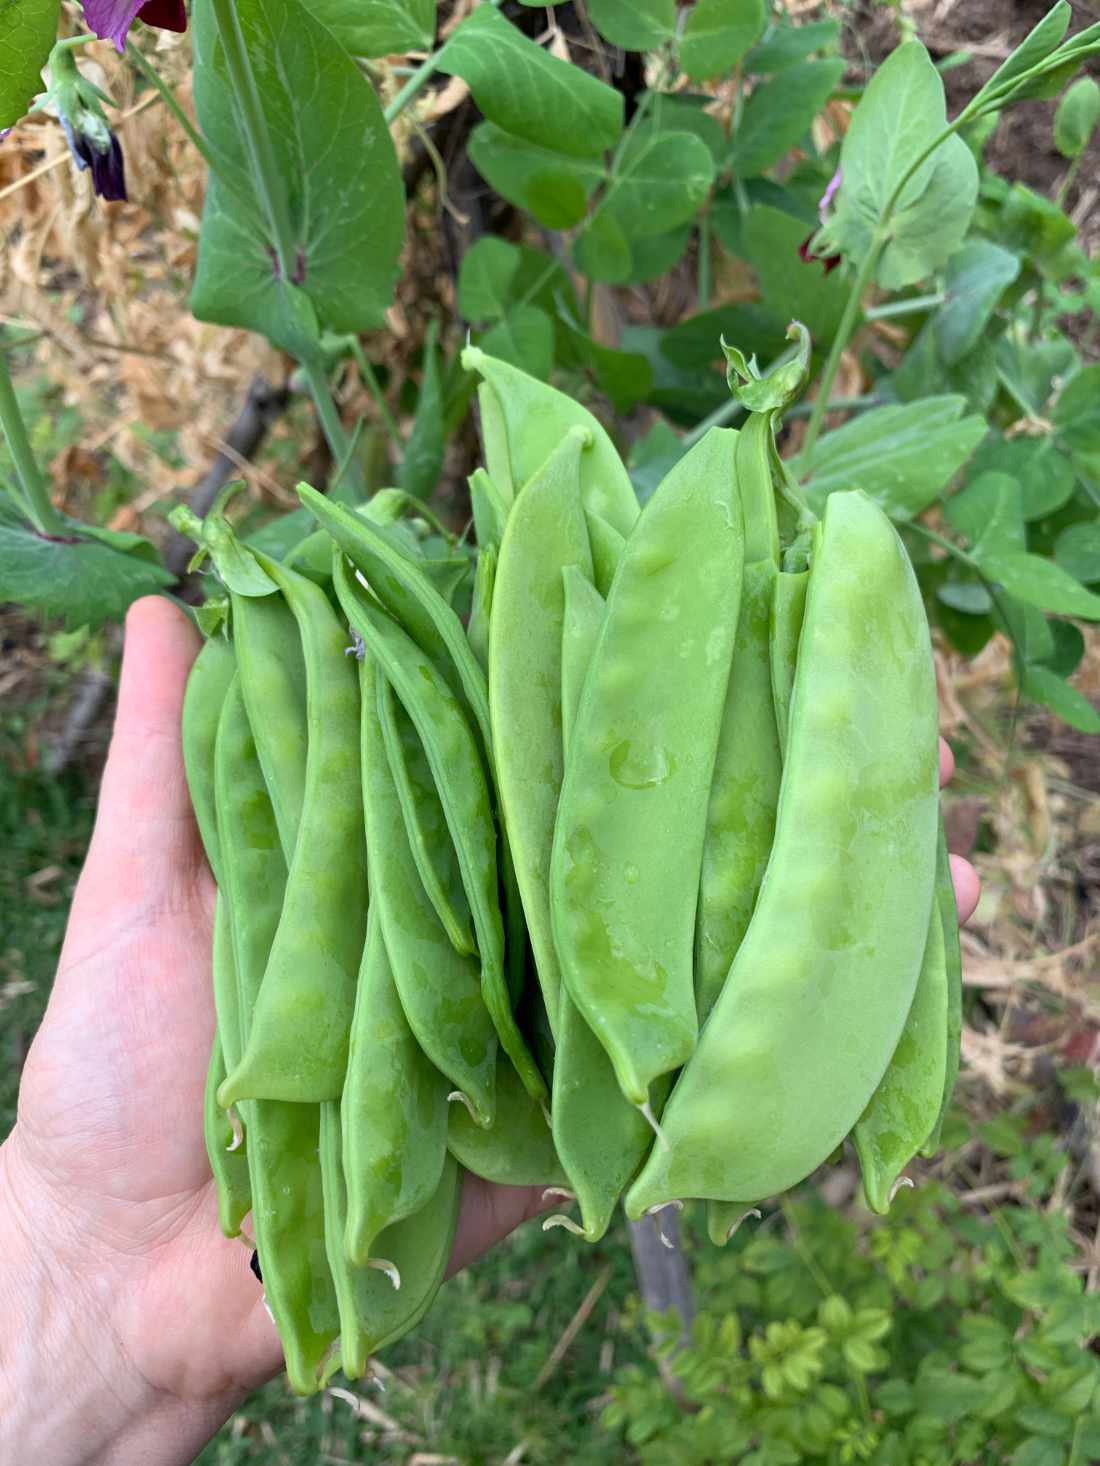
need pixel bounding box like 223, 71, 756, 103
174, 328, 961, 1395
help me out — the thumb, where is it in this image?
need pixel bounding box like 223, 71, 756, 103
64, 596, 206, 940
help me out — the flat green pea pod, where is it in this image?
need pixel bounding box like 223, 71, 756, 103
920, 822, 964, 1157
378, 675, 476, 957
204, 914, 251, 1240
489, 427, 594, 1038
853, 892, 948, 1215
448, 1051, 566, 1187
706, 1200, 761, 1248
474, 388, 515, 505
320, 1116, 460, 1383
462, 345, 640, 540
181, 633, 236, 880
469, 466, 510, 550
695, 415, 783, 1024
467, 541, 496, 672
550, 567, 662, 1242
357, 646, 497, 1128
585, 509, 625, 597
231, 591, 308, 860
626, 489, 940, 1215
343, 905, 449, 1267
551, 428, 745, 1109
335, 558, 546, 1106
283, 527, 338, 588
220, 550, 368, 1106
770, 569, 809, 755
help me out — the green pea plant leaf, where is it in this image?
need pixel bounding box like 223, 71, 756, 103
308, 0, 436, 58
0, 0, 58, 128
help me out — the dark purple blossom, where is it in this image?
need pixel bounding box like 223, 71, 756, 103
82, 0, 187, 52
62, 117, 128, 201
799, 234, 841, 274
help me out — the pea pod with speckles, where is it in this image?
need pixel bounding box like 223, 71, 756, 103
626, 489, 940, 1214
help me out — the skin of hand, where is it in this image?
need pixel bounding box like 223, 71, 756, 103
0, 596, 981, 1465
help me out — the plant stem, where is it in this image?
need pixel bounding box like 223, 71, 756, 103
697, 211, 711, 308
53, 34, 97, 52
383, 0, 505, 124
300, 355, 367, 498
210, 0, 296, 282
682, 393, 744, 449
348, 338, 402, 448
864, 291, 946, 320
0, 350, 65, 535
126, 40, 215, 168
800, 233, 884, 467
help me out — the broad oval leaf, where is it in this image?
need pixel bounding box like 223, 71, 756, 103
458, 237, 521, 323
0, 0, 57, 128
467, 122, 600, 229
934, 240, 1021, 365
1021, 662, 1100, 733
742, 204, 847, 344
1053, 364, 1100, 479
1054, 76, 1100, 157
398, 324, 444, 502
480, 306, 555, 380
586, 0, 675, 51
573, 211, 632, 283
191, 0, 404, 349
745, 18, 840, 73
795, 398, 986, 518
1055, 522, 1100, 583
729, 58, 844, 178
680, 0, 766, 81
603, 128, 716, 241
308, 0, 436, 57
967, 434, 1076, 521
945, 472, 1025, 557
439, 7, 623, 159
974, 547, 1100, 620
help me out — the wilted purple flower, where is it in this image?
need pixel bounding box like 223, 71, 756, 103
38, 44, 128, 202
61, 115, 127, 201
82, 0, 187, 52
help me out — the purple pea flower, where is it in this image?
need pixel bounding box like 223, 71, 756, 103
61, 115, 128, 201
799, 166, 843, 273
82, 0, 187, 52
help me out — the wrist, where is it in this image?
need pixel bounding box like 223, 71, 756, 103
0, 1132, 237, 1465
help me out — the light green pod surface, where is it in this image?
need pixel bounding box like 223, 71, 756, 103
476, 382, 516, 506
489, 428, 594, 1039
204, 1032, 251, 1241
467, 539, 497, 672
585, 508, 626, 597
854, 897, 948, 1215
770, 569, 809, 755
249, 1097, 339, 1396
921, 822, 963, 1157
343, 905, 450, 1266
336, 560, 545, 1106
706, 1200, 760, 1248
221, 555, 367, 1106
551, 428, 745, 1106
232, 591, 308, 861
283, 527, 338, 589
694, 558, 782, 1024
448, 1050, 566, 1187
462, 346, 640, 540
469, 465, 510, 549
181, 634, 236, 881
378, 675, 476, 958
320, 1114, 459, 1384
626, 489, 940, 1212
300, 484, 492, 749
560, 568, 606, 745
358, 649, 497, 1128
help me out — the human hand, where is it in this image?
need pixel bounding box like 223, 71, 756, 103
0, 596, 547, 1465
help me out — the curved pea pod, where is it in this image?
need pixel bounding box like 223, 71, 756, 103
448, 1051, 567, 1187
475, 384, 516, 505
181, 634, 236, 880
770, 569, 809, 755
920, 822, 963, 1157
489, 427, 594, 1038
853, 895, 948, 1215
299, 482, 492, 749
626, 490, 940, 1215
321, 1121, 460, 1384
204, 923, 251, 1240
232, 591, 308, 860
706, 1200, 761, 1248
335, 559, 546, 1106
283, 527, 339, 588
357, 647, 497, 1128
551, 428, 745, 1108
559, 567, 606, 743
462, 346, 640, 540
343, 906, 449, 1266
378, 675, 476, 957
585, 508, 626, 597
467, 541, 496, 672
469, 466, 510, 550
220, 553, 368, 1106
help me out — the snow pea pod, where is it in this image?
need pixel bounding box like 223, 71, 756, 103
220, 551, 368, 1106
320, 1117, 460, 1384
378, 674, 476, 957
695, 416, 783, 1024
343, 904, 449, 1267
181, 633, 235, 881
204, 918, 251, 1240
770, 569, 809, 755
921, 822, 964, 1156
335, 558, 546, 1106
853, 889, 948, 1215
626, 489, 940, 1214
559, 567, 606, 746
463, 346, 640, 539
469, 465, 510, 550
585, 509, 626, 597
232, 592, 308, 860
551, 428, 745, 1108
467, 540, 496, 672
357, 647, 497, 1129
448, 1051, 566, 1187
490, 427, 594, 1038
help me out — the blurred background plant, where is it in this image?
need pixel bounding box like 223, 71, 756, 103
2, 0, 1100, 1460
